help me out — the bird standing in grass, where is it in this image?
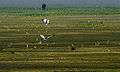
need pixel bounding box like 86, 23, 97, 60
71, 44, 76, 50
42, 18, 50, 25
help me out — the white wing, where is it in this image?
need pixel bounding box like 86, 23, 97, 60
47, 35, 52, 39
47, 20, 50, 24
40, 35, 46, 40
43, 19, 47, 23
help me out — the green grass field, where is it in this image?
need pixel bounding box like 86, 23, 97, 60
0, 7, 120, 16
0, 7, 120, 72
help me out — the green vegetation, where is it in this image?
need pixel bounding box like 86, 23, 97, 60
0, 7, 120, 72
0, 7, 120, 16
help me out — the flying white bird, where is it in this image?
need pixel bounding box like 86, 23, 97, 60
42, 18, 50, 25
40, 35, 46, 40
40, 35, 53, 40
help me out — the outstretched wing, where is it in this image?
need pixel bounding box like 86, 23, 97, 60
47, 35, 55, 39
47, 36, 52, 39
40, 35, 46, 40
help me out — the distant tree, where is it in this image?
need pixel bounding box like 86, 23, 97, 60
42, 3, 46, 10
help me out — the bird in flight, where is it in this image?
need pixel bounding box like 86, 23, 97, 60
40, 35, 54, 41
